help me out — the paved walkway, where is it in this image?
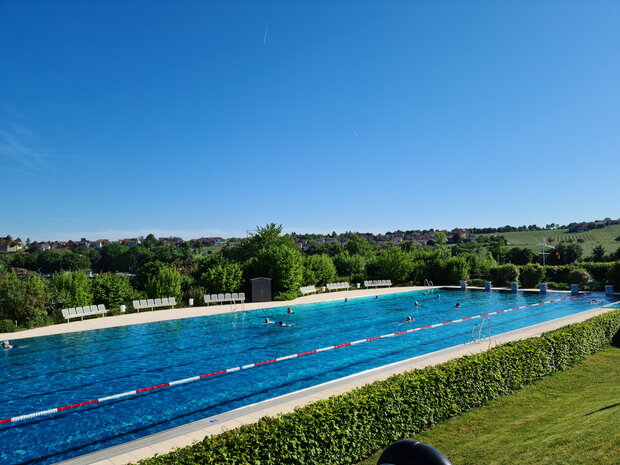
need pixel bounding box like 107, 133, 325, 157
53, 293, 618, 465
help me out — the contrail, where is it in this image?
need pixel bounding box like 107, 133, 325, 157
263, 23, 269, 45
350, 125, 358, 137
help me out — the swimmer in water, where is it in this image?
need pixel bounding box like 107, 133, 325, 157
590, 299, 601, 305
423, 292, 427, 296
455, 303, 461, 308
2, 340, 13, 349
287, 307, 294, 314
436, 294, 441, 299
344, 297, 349, 303
404, 316, 414, 322
414, 301, 420, 306
375, 295, 379, 300
264, 318, 275, 324
278, 321, 288, 327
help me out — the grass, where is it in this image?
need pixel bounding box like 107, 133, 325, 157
357, 345, 620, 465
480, 224, 620, 255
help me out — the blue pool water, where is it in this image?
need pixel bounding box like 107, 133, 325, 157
0, 289, 612, 464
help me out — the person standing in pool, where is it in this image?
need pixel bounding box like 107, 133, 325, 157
2, 340, 13, 349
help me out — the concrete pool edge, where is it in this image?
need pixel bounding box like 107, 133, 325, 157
56, 304, 619, 465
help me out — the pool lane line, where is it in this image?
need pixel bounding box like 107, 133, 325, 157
0, 293, 590, 426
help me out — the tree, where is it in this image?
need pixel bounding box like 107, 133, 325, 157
332, 252, 367, 281
589, 245, 607, 262
98, 243, 131, 272
303, 254, 337, 286
200, 263, 243, 294
368, 248, 414, 284
345, 235, 375, 258
505, 247, 535, 266
245, 245, 304, 294
92, 273, 135, 308
0, 272, 50, 328
145, 266, 183, 301
434, 231, 447, 245
49, 271, 93, 311
546, 242, 583, 265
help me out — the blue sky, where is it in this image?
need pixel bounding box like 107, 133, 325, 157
1, 1, 619, 241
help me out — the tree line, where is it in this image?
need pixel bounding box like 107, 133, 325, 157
1, 224, 619, 331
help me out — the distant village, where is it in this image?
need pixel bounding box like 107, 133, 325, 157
2, 217, 619, 253
0, 229, 475, 253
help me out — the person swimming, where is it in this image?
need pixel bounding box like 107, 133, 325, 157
344, 297, 349, 303
2, 340, 13, 349
414, 301, 420, 306
404, 316, 414, 322
375, 295, 379, 299
264, 318, 275, 324
436, 294, 441, 299
287, 307, 294, 314
455, 303, 461, 308
590, 299, 601, 305
278, 321, 288, 327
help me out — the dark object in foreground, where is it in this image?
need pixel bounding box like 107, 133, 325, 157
377, 440, 453, 465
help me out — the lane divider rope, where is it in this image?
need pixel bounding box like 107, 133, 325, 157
0, 292, 589, 426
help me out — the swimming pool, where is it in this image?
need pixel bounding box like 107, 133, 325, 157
0, 289, 611, 464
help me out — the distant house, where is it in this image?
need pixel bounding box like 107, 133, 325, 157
119, 238, 139, 247
36, 242, 51, 252
0, 235, 24, 252
78, 238, 91, 248
92, 239, 109, 248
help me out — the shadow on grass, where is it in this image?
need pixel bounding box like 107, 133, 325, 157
585, 402, 620, 416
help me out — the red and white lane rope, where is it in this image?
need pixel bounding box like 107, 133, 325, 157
0, 293, 589, 426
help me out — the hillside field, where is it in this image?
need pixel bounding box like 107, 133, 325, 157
479, 224, 620, 256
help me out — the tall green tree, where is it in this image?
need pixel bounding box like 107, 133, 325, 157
145, 266, 183, 301
589, 244, 607, 262
368, 248, 414, 284
200, 263, 243, 294
92, 273, 135, 308
245, 245, 304, 294
303, 254, 337, 286
0, 272, 50, 328
49, 271, 93, 310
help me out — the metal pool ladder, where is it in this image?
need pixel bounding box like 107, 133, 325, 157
471, 317, 491, 343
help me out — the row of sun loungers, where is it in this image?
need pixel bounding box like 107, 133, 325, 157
203, 293, 246, 305
326, 282, 350, 292
62, 305, 107, 321
300, 285, 318, 295
364, 280, 392, 288
132, 297, 177, 312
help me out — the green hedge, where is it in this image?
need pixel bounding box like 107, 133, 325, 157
137, 310, 620, 465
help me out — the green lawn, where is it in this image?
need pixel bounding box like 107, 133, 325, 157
480, 224, 620, 255
357, 346, 620, 465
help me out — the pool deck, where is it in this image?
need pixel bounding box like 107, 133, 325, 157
8, 287, 617, 465
1, 286, 425, 341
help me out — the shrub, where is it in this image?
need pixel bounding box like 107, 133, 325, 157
274, 290, 300, 301
546, 281, 570, 290
488, 264, 519, 287
136, 311, 620, 465
567, 269, 590, 285
581, 262, 614, 283
0, 319, 16, 332
519, 264, 545, 288
608, 262, 620, 288
469, 278, 486, 287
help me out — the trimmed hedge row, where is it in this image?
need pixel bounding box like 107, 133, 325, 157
137, 310, 620, 465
